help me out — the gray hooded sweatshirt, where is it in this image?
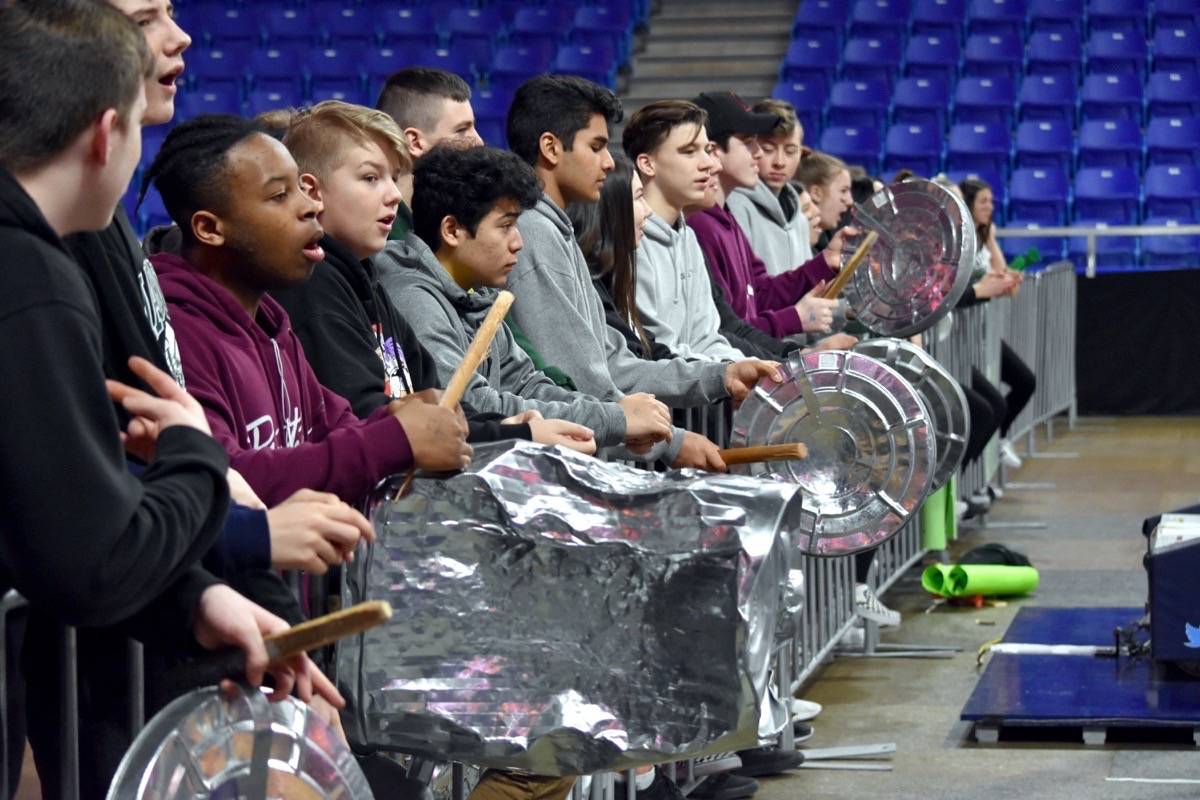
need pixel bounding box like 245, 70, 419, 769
636, 211, 746, 362
728, 180, 813, 277
375, 233, 629, 450
508, 195, 734, 462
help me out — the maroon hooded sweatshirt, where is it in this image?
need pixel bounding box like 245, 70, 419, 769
688, 203, 835, 338
153, 252, 413, 506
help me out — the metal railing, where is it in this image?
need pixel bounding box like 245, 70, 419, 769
995, 223, 1200, 279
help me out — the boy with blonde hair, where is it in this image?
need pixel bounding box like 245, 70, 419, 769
273, 101, 592, 450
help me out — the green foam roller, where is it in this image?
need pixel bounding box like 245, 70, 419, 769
946, 564, 1039, 597
921, 564, 955, 596
920, 484, 952, 551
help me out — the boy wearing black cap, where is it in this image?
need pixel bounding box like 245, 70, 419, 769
687, 92, 855, 342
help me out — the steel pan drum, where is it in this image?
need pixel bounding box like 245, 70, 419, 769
107, 684, 372, 800
729, 350, 935, 556
841, 178, 976, 337
853, 338, 969, 491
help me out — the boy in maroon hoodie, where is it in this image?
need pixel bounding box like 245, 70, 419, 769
144, 114, 472, 506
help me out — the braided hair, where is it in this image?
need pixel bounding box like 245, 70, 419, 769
139, 114, 267, 239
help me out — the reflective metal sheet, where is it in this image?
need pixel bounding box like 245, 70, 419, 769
107, 685, 371, 800
336, 441, 801, 775
841, 178, 976, 337
853, 338, 970, 491
729, 350, 935, 556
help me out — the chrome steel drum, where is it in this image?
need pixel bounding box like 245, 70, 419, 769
841, 178, 976, 337
853, 338, 969, 491
107, 684, 372, 800
729, 350, 935, 556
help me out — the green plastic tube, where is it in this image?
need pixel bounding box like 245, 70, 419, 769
921, 564, 956, 596
946, 564, 1039, 597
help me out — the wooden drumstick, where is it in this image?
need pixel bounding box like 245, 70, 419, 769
718, 443, 809, 466
396, 290, 515, 495
822, 230, 879, 300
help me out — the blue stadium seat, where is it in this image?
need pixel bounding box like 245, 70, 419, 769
782, 37, 840, 85
445, 36, 495, 74
1079, 73, 1144, 121
363, 47, 403, 96
175, 86, 242, 120
1141, 217, 1200, 268
1001, 220, 1067, 262
472, 87, 513, 126
966, 0, 1027, 37
819, 125, 882, 173
1153, 0, 1200, 32
188, 46, 251, 93
1077, 118, 1142, 169
308, 48, 362, 99
1086, 0, 1147, 36
795, 0, 853, 43
1074, 167, 1141, 222
476, 118, 508, 149
841, 36, 903, 86
1146, 116, 1200, 167
200, 6, 262, 49
1026, 29, 1083, 82
408, 45, 476, 82
1017, 73, 1078, 124
903, 34, 960, 82
848, 0, 910, 40
510, 6, 573, 51
249, 48, 304, 94
554, 43, 618, 89
1009, 167, 1071, 223
883, 123, 943, 176
910, 0, 967, 40
445, 7, 505, 67
1085, 30, 1148, 79
572, 6, 634, 63
828, 79, 891, 128
962, 32, 1024, 80
138, 187, 173, 234
1145, 164, 1200, 218
489, 43, 556, 92
246, 88, 292, 118
892, 76, 951, 131
772, 79, 827, 141
946, 122, 1011, 176
1147, 70, 1200, 120
263, 8, 317, 46
1152, 26, 1200, 75
1068, 219, 1138, 270
379, 8, 439, 48
310, 85, 371, 106
324, 5, 379, 47
953, 75, 1016, 127
1027, 0, 1083, 34
1014, 120, 1073, 171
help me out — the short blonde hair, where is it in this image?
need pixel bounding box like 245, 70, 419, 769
796, 151, 848, 189
283, 100, 412, 181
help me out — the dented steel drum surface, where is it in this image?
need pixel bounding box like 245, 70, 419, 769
336, 441, 801, 775
841, 178, 976, 337
729, 350, 935, 556
107, 684, 371, 800
853, 338, 969, 491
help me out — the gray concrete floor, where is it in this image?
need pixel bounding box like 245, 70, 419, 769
756, 417, 1200, 800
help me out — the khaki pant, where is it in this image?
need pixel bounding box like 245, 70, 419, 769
468, 770, 577, 800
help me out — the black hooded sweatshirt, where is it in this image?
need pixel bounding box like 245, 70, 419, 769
0, 167, 229, 640
271, 234, 531, 443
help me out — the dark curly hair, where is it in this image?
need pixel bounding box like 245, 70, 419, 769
141, 114, 267, 242
506, 74, 623, 167
412, 144, 542, 251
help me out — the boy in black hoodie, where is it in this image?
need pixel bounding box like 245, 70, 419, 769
0, 2, 338, 797
272, 100, 598, 452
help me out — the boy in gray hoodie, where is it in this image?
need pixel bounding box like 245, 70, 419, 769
623, 100, 746, 362
727, 99, 817, 277
503, 75, 784, 472
378, 144, 677, 460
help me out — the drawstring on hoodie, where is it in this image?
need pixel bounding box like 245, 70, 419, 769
272, 339, 300, 447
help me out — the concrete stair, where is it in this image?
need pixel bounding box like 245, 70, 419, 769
620, 0, 795, 121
